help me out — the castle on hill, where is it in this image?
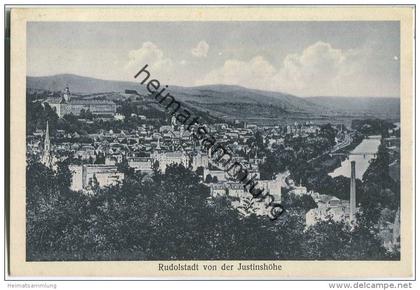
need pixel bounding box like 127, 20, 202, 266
44, 87, 116, 118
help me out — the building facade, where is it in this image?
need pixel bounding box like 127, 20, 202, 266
69, 164, 124, 192
44, 87, 117, 118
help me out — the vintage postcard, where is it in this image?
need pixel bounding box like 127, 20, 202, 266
8, 6, 414, 278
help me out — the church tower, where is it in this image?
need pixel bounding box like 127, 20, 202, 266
41, 121, 52, 167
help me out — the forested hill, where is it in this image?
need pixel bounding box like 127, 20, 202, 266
27, 74, 399, 120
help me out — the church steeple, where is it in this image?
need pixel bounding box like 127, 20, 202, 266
42, 121, 52, 167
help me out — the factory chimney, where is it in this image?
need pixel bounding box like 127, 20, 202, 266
350, 161, 356, 223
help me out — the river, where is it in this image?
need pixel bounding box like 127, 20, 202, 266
329, 136, 381, 180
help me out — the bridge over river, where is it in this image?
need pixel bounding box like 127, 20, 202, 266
329, 136, 381, 179
330, 152, 377, 158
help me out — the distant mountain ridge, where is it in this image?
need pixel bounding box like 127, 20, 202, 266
306, 96, 400, 120
27, 74, 142, 95
27, 74, 399, 120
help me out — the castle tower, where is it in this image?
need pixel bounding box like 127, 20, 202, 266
350, 161, 356, 222
63, 86, 71, 102
41, 121, 52, 167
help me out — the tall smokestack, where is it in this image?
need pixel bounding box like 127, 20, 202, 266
350, 161, 356, 222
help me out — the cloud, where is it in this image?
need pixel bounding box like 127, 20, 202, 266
125, 42, 174, 82
274, 41, 349, 95
198, 56, 276, 89
191, 40, 209, 58
197, 41, 393, 97
123, 41, 397, 97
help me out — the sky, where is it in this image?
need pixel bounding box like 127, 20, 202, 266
27, 21, 400, 97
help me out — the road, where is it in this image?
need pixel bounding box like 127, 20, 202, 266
331, 133, 353, 153
307, 132, 353, 163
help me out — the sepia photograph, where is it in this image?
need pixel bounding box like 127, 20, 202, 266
7, 5, 414, 279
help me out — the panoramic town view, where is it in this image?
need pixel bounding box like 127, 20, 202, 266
25, 21, 401, 261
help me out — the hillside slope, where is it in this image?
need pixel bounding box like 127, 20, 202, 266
27, 74, 399, 120
27, 74, 328, 119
